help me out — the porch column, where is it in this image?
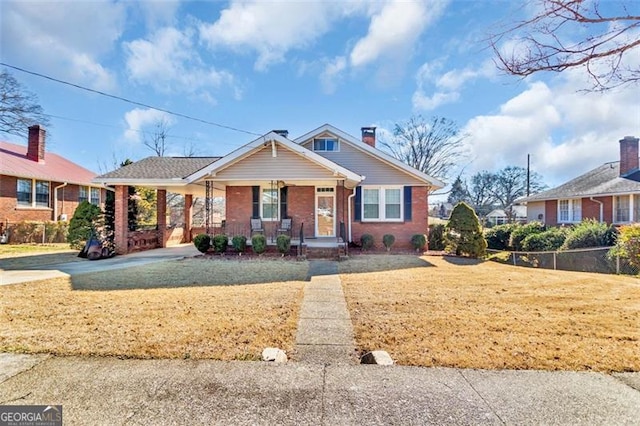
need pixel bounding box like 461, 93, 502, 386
157, 189, 167, 247
184, 193, 193, 243
114, 185, 129, 255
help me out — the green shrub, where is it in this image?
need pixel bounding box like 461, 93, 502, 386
428, 224, 445, 251
67, 201, 103, 250
562, 219, 617, 249
252, 234, 267, 255
232, 235, 247, 254
361, 233, 374, 250
193, 234, 211, 253
484, 223, 517, 250
522, 227, 568, 252
509, 222, 545, 251
212, 234, 229, 254
382, 234, 395, 251
411, 234, 426, 251
608, 224, 640, 270
276, 234, 291, 255
444, 202, 486, 258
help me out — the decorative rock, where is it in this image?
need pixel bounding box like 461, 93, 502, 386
360, 350, 394, 365
262, 347, 288, 363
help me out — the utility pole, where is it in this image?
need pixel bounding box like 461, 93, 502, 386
527, 154, 531, 197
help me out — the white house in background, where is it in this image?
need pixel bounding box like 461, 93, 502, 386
485, 205, 527, 226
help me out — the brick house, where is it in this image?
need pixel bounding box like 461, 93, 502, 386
519, 136, 640, 225
94, 124, 444, 254
0, 125, 107, 232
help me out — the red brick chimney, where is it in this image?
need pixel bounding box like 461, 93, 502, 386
619, 135, 639, 176
27, 125, 46, 163
361, 126, 376, 148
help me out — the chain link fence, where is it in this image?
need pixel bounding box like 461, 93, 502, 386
1, 221, 69, 244
488, 247, 639, 276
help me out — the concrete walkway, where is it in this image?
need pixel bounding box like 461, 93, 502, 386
0, 244, 201, 285
295, 261, 357, 364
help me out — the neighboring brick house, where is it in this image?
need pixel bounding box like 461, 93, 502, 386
94, 124, 444, 254
519, 136, 640, 226
0, 125, 107, 227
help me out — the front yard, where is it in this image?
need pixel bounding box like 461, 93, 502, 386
0, 259, 306, 360
341, 255, 640, 372
1, 253, 638, 371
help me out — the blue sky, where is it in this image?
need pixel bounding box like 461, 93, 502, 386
1, 0, 638, 196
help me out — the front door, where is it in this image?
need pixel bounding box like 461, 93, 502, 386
315, 187, 335, 237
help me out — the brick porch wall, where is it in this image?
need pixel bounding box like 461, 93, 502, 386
287, 186, 315, 239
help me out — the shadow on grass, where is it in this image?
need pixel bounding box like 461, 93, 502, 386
441, 255, 483, 266
70, 257, 309, 291
338, 254, 434, 275
0, 252, 81, 270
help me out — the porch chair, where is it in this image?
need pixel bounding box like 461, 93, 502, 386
250, 218, 264, 235
277, 217, 293, 237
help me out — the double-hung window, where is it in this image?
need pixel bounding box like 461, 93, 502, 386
16, 178, 49, 208
313, 138, 339, 152
35, 181, 49, 207
614, 195, 630, 223
262, 188, 278, 220
79, 186, 88, 203
17, 179, 32, 206
90, 188, 100, 205
558, 199, 581, 223
362, 186, 402, 221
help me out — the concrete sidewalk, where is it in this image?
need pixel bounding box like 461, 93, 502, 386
1, 354, 639, 425
0, 244, 201, 285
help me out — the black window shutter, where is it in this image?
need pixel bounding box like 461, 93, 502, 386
252, 186, 260, 218
280, 186, 288, 219
354, 186, 362, 221
404, 186, 412, 221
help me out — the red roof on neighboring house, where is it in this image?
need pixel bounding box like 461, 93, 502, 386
0, 140, 98, 186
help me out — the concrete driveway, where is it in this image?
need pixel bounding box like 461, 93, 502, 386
0, 244, 201, 285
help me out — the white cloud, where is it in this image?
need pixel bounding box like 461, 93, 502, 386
350, 0, 447, 68
460, 79, 639, 187
413, 59, 496, 111
1, 0, 125, 91
320, 56, 347, 94
123, 108, 174, 143
134, 0, 180, 29
199, 1, 342, 71
124, 26, 236, 98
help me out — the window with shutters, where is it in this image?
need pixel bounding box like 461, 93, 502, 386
361, 186, 403, 222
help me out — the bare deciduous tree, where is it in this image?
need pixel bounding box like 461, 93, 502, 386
0, 70, 50, 137
380, 115, 467, 182
490, 0, 640, 91
143, 117, 171, 156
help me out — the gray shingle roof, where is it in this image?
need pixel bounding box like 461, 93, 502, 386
96, 157, 220, 180
521, 160, 640, 202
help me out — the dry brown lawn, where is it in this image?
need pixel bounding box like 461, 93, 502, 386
0, 258, 306, 360
341, 255, 640, 372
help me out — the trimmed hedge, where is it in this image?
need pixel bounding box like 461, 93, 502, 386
361, 234, 374, 250
276, 234, 291, 255
232, 235, 247, 254
382, 234, 395, 251
252, 234, 267, 255
193, 234, 211, 253
411, 234, 426, 251
212, 234, 229, 254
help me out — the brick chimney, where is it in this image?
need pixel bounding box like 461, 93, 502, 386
273, 129, 289, 138
27, 125, 46, 163
361, 126, 376, 148
619, 135, 639, 176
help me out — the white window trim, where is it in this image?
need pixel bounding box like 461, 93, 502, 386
361, 185, 403, 222
16, 178, 51, 209
558, 198, 581, 223
613, 194, 633, 224
313, 137, 340, 152
260, 186, 279, 221
315, 186, 336, 237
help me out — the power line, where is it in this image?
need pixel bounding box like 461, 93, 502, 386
1, 62, 262, 137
